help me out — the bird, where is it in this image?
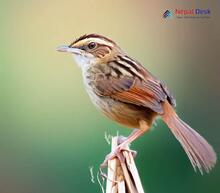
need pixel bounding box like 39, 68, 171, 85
57, 33, 216, 174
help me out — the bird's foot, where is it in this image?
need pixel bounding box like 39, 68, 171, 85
100, 136, 137, 168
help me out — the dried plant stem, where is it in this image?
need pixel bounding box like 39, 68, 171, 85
105, 136, 145, 193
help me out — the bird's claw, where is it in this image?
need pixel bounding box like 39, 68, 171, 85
100, 145, 137, 168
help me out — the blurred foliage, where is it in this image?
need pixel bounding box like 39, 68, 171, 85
0, 0, 220, 193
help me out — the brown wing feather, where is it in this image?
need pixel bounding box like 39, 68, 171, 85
93, 63, 175, 114
112, 78, 165, 114
94, 76, 134, 96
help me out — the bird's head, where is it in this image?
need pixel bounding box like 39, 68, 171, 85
57, 34, 121, 68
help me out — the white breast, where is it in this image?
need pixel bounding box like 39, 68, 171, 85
72, 54, 102, 108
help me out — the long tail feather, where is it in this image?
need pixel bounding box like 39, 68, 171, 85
162, 101, 217, 174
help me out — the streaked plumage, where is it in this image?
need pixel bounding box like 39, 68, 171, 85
57, 34, 216, 174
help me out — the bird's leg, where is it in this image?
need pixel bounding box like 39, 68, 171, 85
117, 131, 139, 158
100, 120, 150, 168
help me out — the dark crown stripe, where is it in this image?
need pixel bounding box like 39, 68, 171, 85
70, 34, 116, 47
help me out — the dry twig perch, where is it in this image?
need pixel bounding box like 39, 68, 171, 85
105, 136, 145, 193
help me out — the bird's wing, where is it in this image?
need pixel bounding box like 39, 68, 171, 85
93, 71, 175, 114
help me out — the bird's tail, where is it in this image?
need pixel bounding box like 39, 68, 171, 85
162, 101, 216, 174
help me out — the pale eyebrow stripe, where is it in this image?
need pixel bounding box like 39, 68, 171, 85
73, 38, 114, 48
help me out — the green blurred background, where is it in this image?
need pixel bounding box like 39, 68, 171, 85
1, 0, 220, 192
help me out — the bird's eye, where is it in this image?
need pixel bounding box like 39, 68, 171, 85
88, 42, 97, 49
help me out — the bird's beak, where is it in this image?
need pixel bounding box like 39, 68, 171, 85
56, 45, 82, 55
